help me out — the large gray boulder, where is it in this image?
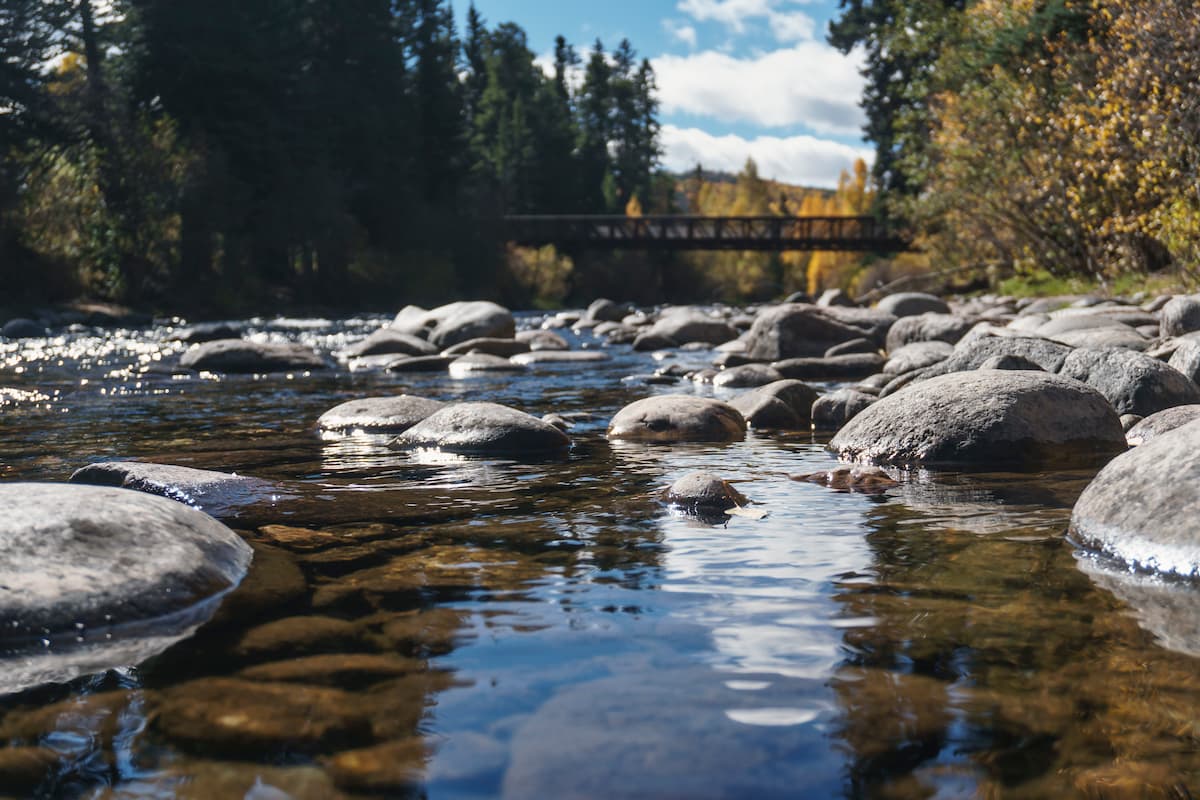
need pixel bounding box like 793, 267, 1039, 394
1159, 295, 1200, 337
0, 483, 252, 643
391, 402, 569, 453
317, 395, 446, 434
740, 304, 871, 361
884, 313, 975, 352
1059, 347, 1200, 417
608, 396, 746, 443
876, 292, 949, 317
829, 370, 1125, 467
426, 301, 515, 349
1070, 417, 1200, 579
179, 340, 326, 373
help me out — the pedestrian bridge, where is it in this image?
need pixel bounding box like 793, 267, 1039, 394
503, 215, 908, 252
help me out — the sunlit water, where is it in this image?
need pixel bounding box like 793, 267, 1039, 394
0, 314, 1196, 799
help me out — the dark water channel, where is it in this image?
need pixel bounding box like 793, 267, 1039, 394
0, 313, 1197, 798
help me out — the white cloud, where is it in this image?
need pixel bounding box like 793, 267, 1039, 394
677, 0, 816, 42
660, 125, 873, 188
653, 43, 865, 137
664, 20, 699, 48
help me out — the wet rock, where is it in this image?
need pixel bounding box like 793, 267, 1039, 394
791, 465, 898, 493
712, 363, 782, 388
167, 321, 243, 344
0, 747, 63, 793
542, 413, 571, 431
740, 304, 869, 360
811, 389, 875, 431
426, 301, 515, 349
206, 543, 307, 626
883, 341, 952, 375
317, 395, 446, 435
179, 339, 326, 373
339, 328, 439, 359
884, 313, 975, 352
153, 678, 373, 757
69, 461, 280, 517
1124, 405, 1200, 447
324, 738, 429, 794
1, 318, 46, 338
772, 353, 885, 381
232, 616, 366, 663
727, 392, 799, 429
145, 761, 341, 800
1069, 417, 1200, 578
632, 332, 677, 351
510, 350, 611, 365
1159, 294, 1200, 337
442, 337, 530, 357
386, 355, 455, 372
607, 395, 746, 443
817, 288, 854, 307
586, 298, 627, 323
515, 329, 569, 351
732, 379, 817, 426
825, 338, 878, 357
876, 292, 949, 317
239, 653, 424, 688
829, 370, 1126, 467
664, 472, 748, 511
448, 353, 526, 377
0, 483, 251, 647
1076, 557, 1200, 658
1059, 347, 1200, 417
979, 354, 1042, 371
646, 309, 737, 345
392, 402, 569, 454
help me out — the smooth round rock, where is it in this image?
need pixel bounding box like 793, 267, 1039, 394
647, 309, 737, 345
426, 301, 515, 349
442, 337, 529, 357
665, 472, 747, 510
1159, 295, 1200, 337
1059, 347, 1200, 417
179, 339, 326, 373
586, 298, 626, 323
727, 393, 800, 430
385, 355, 455, 372
340, 328, 438, 359
448, 353, 526, 377
712, 363, 783, 389
772, 353, 884, 381
1124, 405, 1200, 447
317, 395, 446, 434
0, 483, 252, 641
876, 292, 949, 317
1, 318, 46, 339
607, 396, 746, 443
632, 332, 677, 351
515, 330, 569, 351
883, 341, 952, 375
829, 370, 1126, 467
885, 314, 974, 352
741, 304, 869, 360
811, 389, 875, 431
1070, 417, 1200, 578
391, 402, 570, 453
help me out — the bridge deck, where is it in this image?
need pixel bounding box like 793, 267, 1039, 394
503, 215, 907, 252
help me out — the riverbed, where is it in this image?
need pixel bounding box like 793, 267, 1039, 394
0, 312, 1197, 798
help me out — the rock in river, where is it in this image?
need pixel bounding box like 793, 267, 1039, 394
339, 328, 438, 359
740, 304, 871, 360
179, 339, 326, 373
811, 389, 875, 431
0, 482, 252, 650
317, 395, 446, 435
510, 350, 611, 365
69, 461, 282, 518
1058, 347, 1200, 417
664, 472, 747, 511
876, 292, 950, 318
1124, 405, 1200, 447
391, 402, 570, 454
829, 370, 1126, 467
1070, 417, 1200, 578
608, 395, 746, 443
426, 301, 515, 349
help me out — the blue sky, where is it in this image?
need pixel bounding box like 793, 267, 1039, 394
457, 0, 871, 188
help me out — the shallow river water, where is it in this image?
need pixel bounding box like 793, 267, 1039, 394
0, 313, 1197, 799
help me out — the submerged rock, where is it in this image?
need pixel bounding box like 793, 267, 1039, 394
391, 402, 570, 454
317, 395, 446, 435
664, 472, 748, 511
1070, 417, 1200, 579
0, 482, 251, 655
829, 370, 1126, 467
607, 395, 746, 443
791, 465, 898, 493
179, 339, 326, 373
1124, 405, 1200, 447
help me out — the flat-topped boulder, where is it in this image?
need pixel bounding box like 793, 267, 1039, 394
448, 353, 526, 377
1059, 347, 1200, 417
317, 395, 446, 434
0, 483, 251, 644
69, 461, 282, 518
607, 395, 746, 443
1070, 417, 1200, 579
515, 329, 570, 351
829, 370, 1125, 467
179, 339, 326, 373
340, 328, 438, 359
391, 402, 569, 454
510, 350, 611, 365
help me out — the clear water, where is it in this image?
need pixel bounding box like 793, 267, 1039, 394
0, 314, 1196, 799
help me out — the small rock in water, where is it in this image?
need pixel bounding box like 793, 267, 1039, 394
167, 321, 244, 344
791, 466, 898, 493
1, 318, 47, 339
811, 389, 876, 432
665, 472, 748, 511
391, 402, 570, 454
607, 396, 746, 443
425, 301, 515, 349
712, 363, 783, 388
317, 395, 446, 435
442, 337, 530, 357
515, 329, 569, 351
179, 339, 326, 373
448, 353, 526, 377
386, 355, 455, 372
340, 328, 437, 359
510, 350, 611, 365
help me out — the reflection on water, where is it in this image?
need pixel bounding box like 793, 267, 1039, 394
0, 314, 1196, 797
